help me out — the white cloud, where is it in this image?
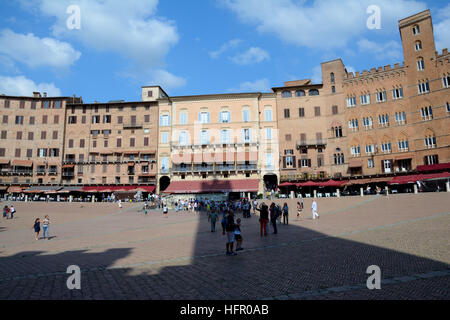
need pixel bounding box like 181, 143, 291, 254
149, 70, 187, 90
23, 0, 178, 70
0, 29, 81, 69
0, 75, 61, 96
219, 0, 427, 49
209, 39, 243, 59
435, 4, 450, 52
231, 47, 270, 65
228, 78, 270, 92
357, 38, 403, 61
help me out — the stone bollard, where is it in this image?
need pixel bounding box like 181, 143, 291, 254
360, 187, 364, 197
414, 184, 418, 194
313, 190, 317, 198
385, 186, 389, 195
446, 181, 450, 193
290, 191, 294, 199
25, 195, 28, 202
92, 196, 95, 203
70, 195, 73, 203
336, 189, 340, 198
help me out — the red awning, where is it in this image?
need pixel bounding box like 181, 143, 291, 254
0, 159, 10, 165
62, 164, 74, 169
346, 177, 393, 186
134, 186, 156, 193
163, 179, 259, 194
348, 160, 362, 168
421, 172, 450, 181
417, 163, 450, 172
278, 182, 296, 187
81, 186, 156, 193
389, 174, 424, 185
11, 160, 33, 167
7, 186, 23, 193
297, 181, 321, 187
321, 180, 349, 187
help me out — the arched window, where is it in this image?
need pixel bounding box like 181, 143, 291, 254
295, 90, 306, 97
417, 57, 425, 71
282, 91, 292, 98
412, 25, 420, 35
330, 73, 335, 84
331, 86, 336, 94
415, 41, 422, 51
309, 89, 319, 96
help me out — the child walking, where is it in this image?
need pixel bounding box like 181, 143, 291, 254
234, 218, 243, 251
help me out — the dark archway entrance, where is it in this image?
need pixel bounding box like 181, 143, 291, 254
159, 176, 171, 192
263, 174, 278, 192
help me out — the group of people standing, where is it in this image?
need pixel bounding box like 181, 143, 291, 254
255, 202, 290, 236
32, 215, 51, 240
2, 205, 16, 219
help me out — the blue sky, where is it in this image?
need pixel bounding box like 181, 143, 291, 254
0, 0, 448, 103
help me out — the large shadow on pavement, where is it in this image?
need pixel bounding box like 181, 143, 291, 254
0, 195, 449, 300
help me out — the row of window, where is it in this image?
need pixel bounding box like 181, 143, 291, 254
0, 130, 60, 140
1, 100, 62, 109
2, 115, 61, 125
160, 109, 274, 126
65, 154, 155, 163
347, 89, 402, 107
67, 136, 152, 149
0, 148, 59, 158
68, 114, 151, 125
70, 105, 152, 114
162, 128, 255, 145
281, 89, 320, 98
350, 136, 437, 157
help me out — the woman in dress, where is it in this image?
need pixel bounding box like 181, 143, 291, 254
33, 218, 41, 241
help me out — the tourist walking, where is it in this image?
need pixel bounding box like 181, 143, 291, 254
282, 203, 289, 225
208, 206, 219, 232
42, 215, 50, 239
252, 199, 258, 215
10, 205, 16, 219
255, 202, 269, 237
33, 218, 41, 240
234, 218, 243, 251
269, 203, 278, 234
163, 203, 168, 217
225, 210, 237, 256
3, 205, 8, 219
312, 200, 320, 220
276, 204, 282, 224
297, 202, 302, 220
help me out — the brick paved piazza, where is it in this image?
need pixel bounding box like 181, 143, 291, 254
0, 193, 449, 300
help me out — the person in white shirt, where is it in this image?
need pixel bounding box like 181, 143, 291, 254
312, 200, 319, 220
118, 199, 122, 209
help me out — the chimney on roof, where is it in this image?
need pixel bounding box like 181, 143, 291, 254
33, 92, 41, 98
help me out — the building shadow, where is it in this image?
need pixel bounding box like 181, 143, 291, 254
0, 198, 449, 300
